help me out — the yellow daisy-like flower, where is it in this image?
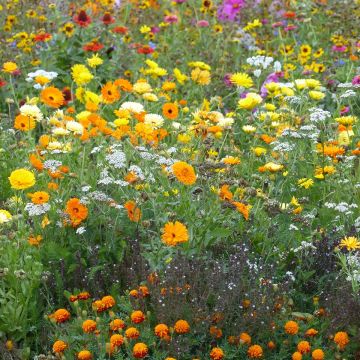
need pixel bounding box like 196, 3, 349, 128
2, 61, 17, 73
335, 116, 357, 125
173, 68, 188, 85
298, 178, 314, 189
230, 72, 253, 88
309, 90, 325, 101
161, 221, 189, 246
9, 169, 36, 190
0, 209, 12, 224
238, 93, 262, 110
339, 236, 360, 251
191, 67, 211, 85
71, 64, 93, 86
87, 54, 103, 68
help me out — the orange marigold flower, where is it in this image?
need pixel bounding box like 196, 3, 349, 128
30, 191, 50, 204
162, 103, 179, 120
48, 182, 58, 190
52, 309, 70, 323
297, 341, 311, 354
131, 310, 145, 324
139, 285, 149, 296
110, 334, 124, 347
222, 156, 241, 165
317, 143, 345, 158
125, 327, 140, 339
14, 114, 36, 131
174, 319, 190, 334
133, 342, 148, 358
285, 321, 299, 335
172, 161, 196, 185
93, 299, 107, 313
334, 331, 349, 349
292, 352, 302, 360
267, 341, 276, 350
130, 289, 139, 298
52, 340, 67, 353
110, 318, 126, 331
40, 86, 65, 108
219, 185, 233, 201
124, 200, 142, 222
305, 328, 318, 337
77, 350, 92, 360
65, 198, 88, 225
231, 201, 251, 220
29, 154, 44, 171
78, 292, 91, 300
161, 221, 189, 246
239, 332, 251, 345
210, 326, 223, 338
210, 347, 224, 360
114, 78, 133, 92
247, 344, 263, 358
82, 319, 97, 333
28, 234, 42, 246
101, 82, 120, 104
311, 349, 324, 360
102, 295, 115, 309
154, 323, 169, 338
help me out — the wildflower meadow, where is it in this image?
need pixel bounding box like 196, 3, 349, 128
0, 0, 360, 359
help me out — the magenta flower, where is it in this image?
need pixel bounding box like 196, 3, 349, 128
197, 20, 209, 27
164, 15, 178, 23
351, 75, 360, 85
217, 0, 245, 22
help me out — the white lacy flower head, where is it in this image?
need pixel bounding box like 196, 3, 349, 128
25, 203, 51, 216
106, 150, 126, 168
26, 70, 58, 88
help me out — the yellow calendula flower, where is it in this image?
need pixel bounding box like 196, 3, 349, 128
173, 68, 188, 85
335, 116, 357, 125
338, 131, 351, 146
133, 81, 152, 94
238, 93, 262, 110
191, 67, 211, 85
188, 61, 211, 70
2, 61, 17, 73
87, 54, 103, 68
71, 64, 93, 86
309, 90, 325, 100
252, 147, 267, 156
9, 169, 36, 190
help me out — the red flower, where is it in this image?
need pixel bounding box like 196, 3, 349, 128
0, 79, 7, 87
102, 12, 115, 25
62, 87, 73, 104
34, 33, 52, 42
83, 40, 104, 52
74, 10, 92, 27
112, 26, 128, 34
283, 11, 296, 19
137, 45, 154, 55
